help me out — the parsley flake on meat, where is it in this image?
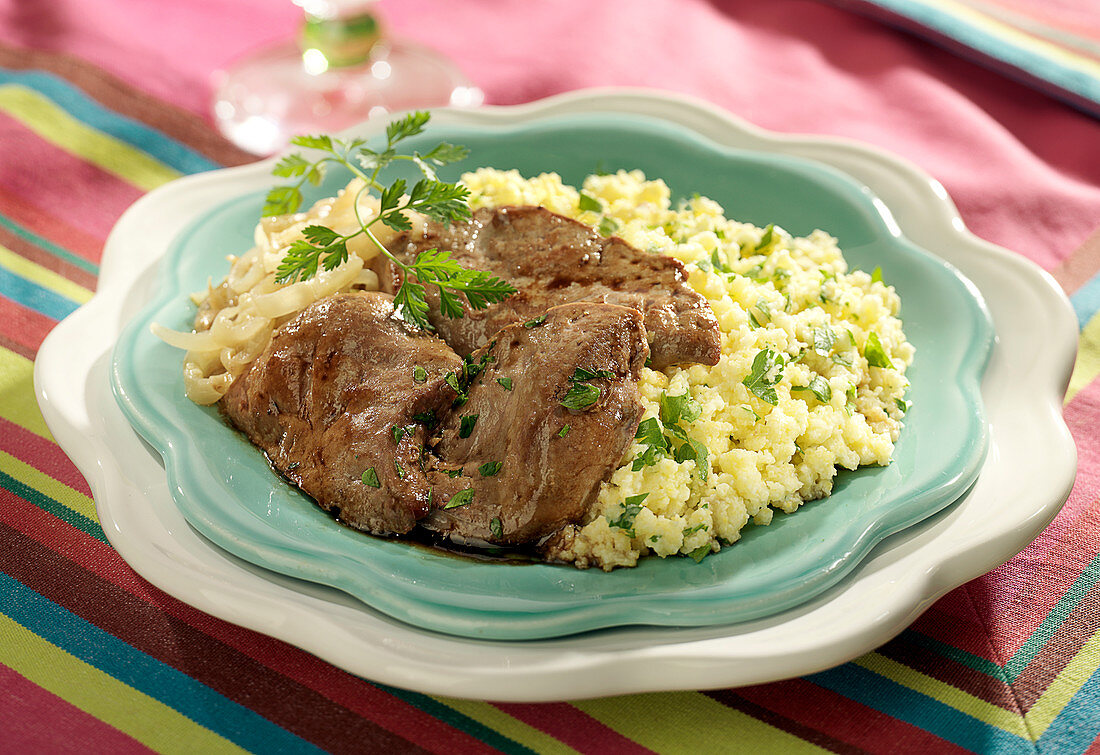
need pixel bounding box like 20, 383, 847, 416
360, 467, 380, 488
444, 488, 474, 509
560, 383, 600, 410
479, 461, 503, 477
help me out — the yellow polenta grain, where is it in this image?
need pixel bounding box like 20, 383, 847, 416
461, 168, 914, 570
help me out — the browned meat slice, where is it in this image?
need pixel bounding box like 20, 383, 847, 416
220, 292, 463, 535
423, 302, 649, 546
376, 205, 720, 369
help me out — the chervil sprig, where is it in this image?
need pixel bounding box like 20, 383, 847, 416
264, 112, 515, 329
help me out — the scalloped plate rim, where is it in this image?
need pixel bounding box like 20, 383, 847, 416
33, 88, 1076, 698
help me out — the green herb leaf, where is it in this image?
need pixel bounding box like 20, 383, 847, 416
361, 467, 380, 487
742, 348, 786, 405
412, 365, 428, 383
683, 523, 708, 536
710, 248, 731, 273
496, 377, 513, 390
598, 216, 620, 237
572, 367, 616, 382
479, 460, 503, 477
812, 326, 836, 355
688, 544, 712, 563
290, 134, 335, 151
458, 414, 478, 438
578, 192, 603, 213
871, 266, 884, 283
524, 314, 547, 328
632, 417, 670, 470
489, 517, 503, 538
412, 409, 437, 426
755, 224, 775, 251
421, 141, 469, 165
557, 424, 571, 438
607, 493, 648, 537
792, 375, 833, 403
444, 488, 474, 509
385, 111, 430, 145
272, 152, 312, 179
864, 331, 895, 369
894, 397, 910, 415
673, 437, 709, 481
659, 391, 701, 426
560, 382, 600, 410
263, 185, 304, 217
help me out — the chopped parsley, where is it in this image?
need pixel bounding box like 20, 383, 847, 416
444, 488, 474, 509
524, 314, 547, 328
598, 216, 620, 237
754, 224, 775, 252
557, 424, 571, 438
560, 366, 612, 411
812, 326, 836, 355
560, 382, 600, 410
361, 467, 380, 487
607, 493, 648, 537
489, 517, 503, 539
572, 367, 616, 382
496, 377, 513, 391
412, 365, 427, 383
683, 523, 708, 536
458, 414, 479, 438
710, 248, 732, 273
578, 192, 603, 213
742, 348, 786, 405
479, 460, 503, 477
631, 417, 669, 470
864, 331, 895, 369
688, 544, 712, 563
659, 391, 701, 426
411, 409, 437, 426
792, 375, 833, 403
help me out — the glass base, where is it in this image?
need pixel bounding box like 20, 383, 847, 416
212, 37, 484, 155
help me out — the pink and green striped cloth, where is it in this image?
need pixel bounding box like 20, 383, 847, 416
832, 0, 1100, 117
4, 0, 1100, 751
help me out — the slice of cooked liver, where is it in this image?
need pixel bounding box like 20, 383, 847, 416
376, 205, 720, 369
423, 301, 649, 545
220, 292, 463, 535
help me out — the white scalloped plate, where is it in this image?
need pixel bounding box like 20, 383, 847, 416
34, 89, 1077, 700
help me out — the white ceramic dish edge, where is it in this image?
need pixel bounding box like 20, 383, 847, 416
34, 88, 1077, 701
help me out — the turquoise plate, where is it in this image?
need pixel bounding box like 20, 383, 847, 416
111, 113, 994, 640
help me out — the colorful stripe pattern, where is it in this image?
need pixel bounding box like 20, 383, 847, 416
834, 0, 1100, 117
2, 43, 1100, 754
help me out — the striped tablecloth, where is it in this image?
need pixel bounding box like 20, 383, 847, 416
3, 1, 1100, 752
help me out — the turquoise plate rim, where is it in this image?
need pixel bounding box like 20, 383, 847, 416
110, 112, 994, 640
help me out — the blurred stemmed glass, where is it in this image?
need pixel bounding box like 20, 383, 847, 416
212, 0, 483, 155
